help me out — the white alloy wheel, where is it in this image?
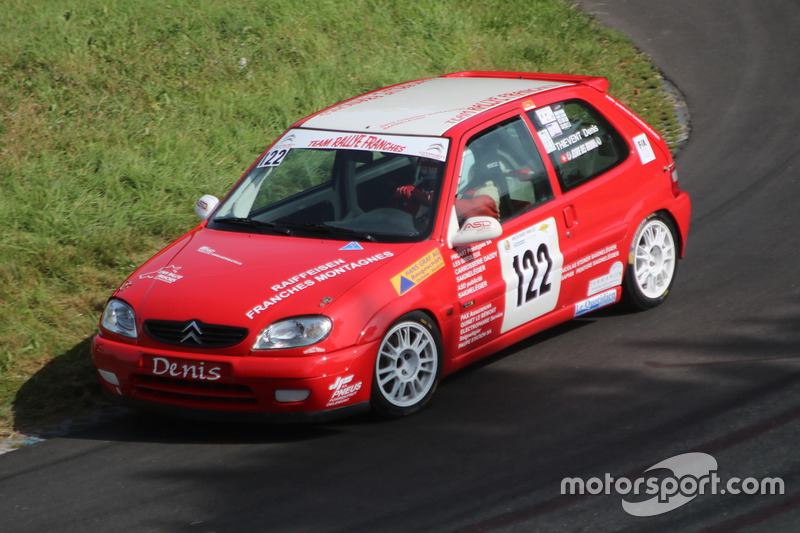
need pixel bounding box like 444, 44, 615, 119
624, 214, 679, 310
372, 312, 441, 417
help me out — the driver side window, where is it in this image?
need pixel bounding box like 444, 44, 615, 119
458, 117, 554, 223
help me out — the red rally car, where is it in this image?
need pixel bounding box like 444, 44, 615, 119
92, 71, 691, 420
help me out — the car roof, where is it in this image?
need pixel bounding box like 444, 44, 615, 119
299, 72, 607, 137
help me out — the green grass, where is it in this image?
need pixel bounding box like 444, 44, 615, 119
0, 0, 681, 436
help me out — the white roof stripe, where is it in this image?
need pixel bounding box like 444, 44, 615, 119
301, 77, 571, 136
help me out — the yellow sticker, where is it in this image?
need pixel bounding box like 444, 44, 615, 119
391, 249, 444, 295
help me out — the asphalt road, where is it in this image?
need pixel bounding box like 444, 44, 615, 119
2, 1, 800, 531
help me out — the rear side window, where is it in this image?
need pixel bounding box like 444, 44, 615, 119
527, 100, 627, 191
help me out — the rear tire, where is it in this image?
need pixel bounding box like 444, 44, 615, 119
371, 311, 442, 418
623, 213, 678, 310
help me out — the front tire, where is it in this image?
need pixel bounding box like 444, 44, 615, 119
623, 213, 678, 310
371, 312, 442, 418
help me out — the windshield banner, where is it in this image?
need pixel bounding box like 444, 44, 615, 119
268, 129, 449, 162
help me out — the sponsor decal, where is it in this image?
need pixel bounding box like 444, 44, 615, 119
535, 106, 557, 125
535, 104, 576, 150
314, 80, 427, 117
326, 375, 363, 407
562, 244, 620, 281
574, 289, 617, 316
537, 129, 557, 154
588, 261, 624, 296
391, 249, 444, 296
379, 114, 431, 130
554, 106, 571, 130
303, 346, 326, 354
450, 240, 498, 300
245, 251, 394, 318
633, 133, 657, 165
139, 265, 183, 284
458, 302, 503, 350
443, 85, 565, 125
197, 246, 242, 265
463, 219, 493, 231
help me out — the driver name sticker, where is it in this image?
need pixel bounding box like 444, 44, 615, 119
499, 218, 563, 333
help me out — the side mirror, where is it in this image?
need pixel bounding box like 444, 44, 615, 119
451, 216, 502, 246
195, 194, 220, 220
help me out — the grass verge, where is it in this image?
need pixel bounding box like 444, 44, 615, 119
0, 0, 683, 437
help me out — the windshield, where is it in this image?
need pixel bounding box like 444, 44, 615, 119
210, 129, 449, 242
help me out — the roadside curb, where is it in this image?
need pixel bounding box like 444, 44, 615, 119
0, 405, 132, 455
661, 77, 691, 154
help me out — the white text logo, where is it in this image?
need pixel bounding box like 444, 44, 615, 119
561, 452, 785, 516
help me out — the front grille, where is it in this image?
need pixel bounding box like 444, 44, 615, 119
144, 319, 248, 348
131, 374, 258, 409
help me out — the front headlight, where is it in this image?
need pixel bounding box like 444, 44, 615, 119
253, 316, 332, 350
100, 299, 138, 339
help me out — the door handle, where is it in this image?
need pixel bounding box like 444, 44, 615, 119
563, 204, 578, 229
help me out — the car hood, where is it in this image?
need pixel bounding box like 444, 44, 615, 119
114, 228, 411, 329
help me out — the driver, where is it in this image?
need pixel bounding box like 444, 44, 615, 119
393, 157, 499, 223
454, 180, 499, 224
392, 158, 439, 218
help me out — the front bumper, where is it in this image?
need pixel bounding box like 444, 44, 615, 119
92, 334, 379, 418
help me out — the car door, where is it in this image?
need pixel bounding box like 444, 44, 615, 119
526, 97, 637, 303
448, 115, 581, 355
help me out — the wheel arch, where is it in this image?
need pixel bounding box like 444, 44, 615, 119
659, 208, 686, 259
356, 300, 444, 347
623, 203, 688, 268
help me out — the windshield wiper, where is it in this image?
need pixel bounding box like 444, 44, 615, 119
279, 221, 377, 242
213, 217, 292, 235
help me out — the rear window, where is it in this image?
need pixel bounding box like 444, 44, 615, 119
528, 100, 628, 191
